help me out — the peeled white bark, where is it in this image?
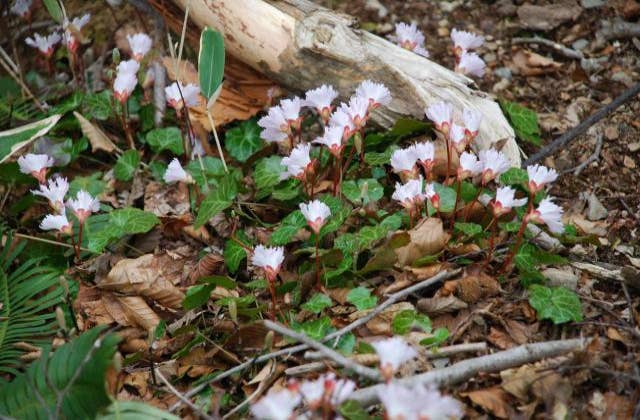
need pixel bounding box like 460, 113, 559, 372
172, 0, 521, 165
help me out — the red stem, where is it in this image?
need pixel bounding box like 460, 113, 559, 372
315, 234, 321, 289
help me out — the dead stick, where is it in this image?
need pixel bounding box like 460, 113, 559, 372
348, 337, 587, 406
511, 36, 583, 60
523, 82, 640, 166
155, 368, 216, 420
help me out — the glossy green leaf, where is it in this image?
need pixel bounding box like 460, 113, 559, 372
342, 178, 384, 205
113, 149, 140, 181
146, 127, 184, 155
500, 100, 541, 146
194, 177, 238, 228
528, 285, 583, 324
225, 119, 263, 162
253, 156, 285, 191
198, 28, 225, 101
346, 287, 377, 311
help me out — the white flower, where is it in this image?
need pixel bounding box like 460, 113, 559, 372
328, 107, 356, 140
411, 142, 435, 172
449, 123, 466, 152
250, 388, 301, 420
451, 28, 484, 54
67, 190, 100, 223
458, 151, 482, 179
280, 97, 303, 124
393, 22, 430, 57
312, 125, 344, 156
127, 33, 152, 61
456, 51, 486, 77
299, 373, 356, 409
258, 105, 293, 143
25, 32, 61, 56
304, 85, 338, 118
281, 143, 312, 180
252, 245, 285, 281
190, 133, 206, 159
479, 148, 510, 184
526, 164, 558, 193
345, 96, 370, 128
40, 212, 72, 234
63, 14, 90, 52
165, 81, 200, 110
261, 128, 288, 143
163, 158, 194, 184
18, 153, 54, 184
462, 108, 482, 139
116, 59, 140, 75
355, 80, 392, 109
492, 186, 527, 216
113, 72, 137, 103
392, 178, 425, 209
10, 0, 32, 18
32, 177, 68, 213
425, 182, 440, 209
390, 147, 418, 176
377, 382, 463, 420
425, 102, 453, 133
300, 200, 331, 234
528, 197, 564, 234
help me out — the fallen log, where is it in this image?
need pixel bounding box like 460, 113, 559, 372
164, 0, 521, 165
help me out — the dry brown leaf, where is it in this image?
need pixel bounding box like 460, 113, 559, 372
187, 253, 225, 285
406, 263, 449, 280
122, 371, 149, 396
501, 364, 541, 400
589, 391, 635, 419
73, 112, 120, 154
395, 218, 449, 266
117, 295, 161, 331
360, 302, 414, 335
488, 327, 517, 350
456, 271, 500, 303
144, 181, 190, 217
531, 372, 572, 419
462, 387, 513, 419
511, 49, 562, 76
417, 295, 468, 316
99, 254, 187, 309
564, 213, 608, 236
226, 322, 271, 351
504, 319, 537, 345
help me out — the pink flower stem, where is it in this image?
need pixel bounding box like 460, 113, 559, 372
450, 178, 462, 228
444, 136, 452, 185
482, 216, 498, 269
500, 194, 535, 273
463, 186, 484, 222
315, 234, 321, 289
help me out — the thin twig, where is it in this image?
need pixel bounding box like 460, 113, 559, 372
563, 131, 603, 175
263, 320, 382, 381
523, 82, 640, 166
511, 36, 584, 60
348, 338, 587, 406
155, 368, 216, 420
169, 269, 460, 412
15, 232, 91, 252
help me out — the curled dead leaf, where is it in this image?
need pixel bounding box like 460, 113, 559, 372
73, 112, 120, 154
417, 295, 468, 316
395, 218, 449, 266
461, 387, 513, 419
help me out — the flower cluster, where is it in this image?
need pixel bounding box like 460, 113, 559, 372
377, 382, 463, 420
25, 32, 61, 57
391, 22, 430, 57
451, 28, 486, 77
165, 81, 201, 111
10, 0, 32, 19
113, 59, 139, 103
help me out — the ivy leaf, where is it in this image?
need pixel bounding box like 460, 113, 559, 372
460, 181, 478, 203
342, 178, 384, 205
338, 401, 373, 420
83, 91, 112, 121
454, 222, 483, 238
528, 285, 583, 324
346, 287, 377, 311
364, 145, 398, 166
113, 150, 140, 181
392, 309, 432, 335
419, 327, 450, 347
380, 213, 403, 231
224, 230, 250, 273
294, 317, 332, 341
69, 172, 105, 197
500, 167, 529, 186
253, 156, 285, 192
432, 183, 457, 213
110, 208, 160, 234
146, 127, 184, 155
186, 156, 226, 188
272, 179, 302, 201
500, 100, 541, 146
195, 177, 238, 228
225, 119, 263, 162
270, 210, 307, 245
301, 293, 332, 314
183, 284, 214, 310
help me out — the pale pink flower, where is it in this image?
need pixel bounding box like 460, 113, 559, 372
113, 72, 137, 103
116, 59, 140, 75
479, 148, 510, 184
300, 200, 331, 234
425, 182, 440, 209
18, 153, 54, 184
40, 212, 72, 235
456, 51, 486, 77
462, 108, 482, 140
10, 0, 32, 18
392, 177, 425, 209
299, 373, 356, 409
163, 158, 194, 184
392, 22, 430, 57
492, 186, 527, 217
449, 123, 466, 153
312, 125, 344, 157
281, 143, 312, 180
377, 382, 463, 420
127, 33, 152, 61
32, 177, 69, 213
390, 147, 418, 177
458, 151, 482, 179
165, 82, 200, 110
190, 133, 206, 159
412, 142, 436, 174
451, 28, 484, 56
425, 102, 454, 134
25, 32, 61, 57
355, 80, 392, 109
250, 388, 301, 420
252, 245, 285, 282
328, 107, 356, 141
345, 96, 370, 129
258, 100, 303, 143
371, 337, 418, 379
281, 97, 304, 131
304, 85, 338, 121
527, 197, 564, 234
67, 190, 100, 223
527, 164, 558, 193
63, 14, 91, 53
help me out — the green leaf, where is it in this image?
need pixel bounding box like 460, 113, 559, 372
346, 287, 377, 311
224, 230, 250, 273
198, 28, 225, 101
195, 178, 238, 228
460, 181, 479, 203
83, 91, 112, 121
199, 275, 236, 289
146, 127, 184, 155
500, 100, 542, 146
0, 114, 62, 164
98, 401, 179, 420
294, 317, 332, 341
419, 327, 450, 347
342, 178, 384, 205
380, 213, 403, 231
225, 119, 263, 162
113, 150, 140, 181
149, 160, 167, 181
42, 0, 64, 23
528, 285, 583, 324
364, 145, 398, 166
338, 400, 374, 420
500, 167, 529, 186
432, 183, 457, 213
302, 293, 333, 314
111, 208, 160, 234
186, 156, 226, 188
183, 284, 214, 310
392, 309, 432, 335
253, 156, 285, 192
69, 172, 106, 197
272, 179, 302, 201
270, 210, 307, 245
454, 222, 483, 238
